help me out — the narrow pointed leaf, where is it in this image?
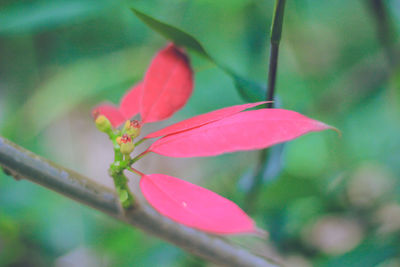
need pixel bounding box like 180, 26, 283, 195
145, 101, 268, 138
119, 82, 142, 119
149, 109, 336, 157
141, 44, 193, 123
92, 104, 125, 128
131, 8, 210, 59
130, 7, 266, 103
140, 173, 255, 234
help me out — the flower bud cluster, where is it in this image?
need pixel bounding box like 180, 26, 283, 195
94, 113, 143, 156
116, 120, 142, 155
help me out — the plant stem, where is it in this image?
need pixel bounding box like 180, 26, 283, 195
0, 136, 279, 267
266, 0, 286, 108
110, 168, 135, 209
128, 166, 144, 177
107, 131, 136, 208
134, 138, 146, 147
245, 0, 286, 212
129, 150, 150, 166
109, 150, 135, 208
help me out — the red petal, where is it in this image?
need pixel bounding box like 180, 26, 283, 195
119, 82, 142, 119
141, 44, 193, 123
149, 109, 335, 157
145, 101, 267, 139
140, 174, 255, 234
92, 104, 126, 128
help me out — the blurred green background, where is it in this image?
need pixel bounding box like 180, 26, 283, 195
1, 0, 400, 266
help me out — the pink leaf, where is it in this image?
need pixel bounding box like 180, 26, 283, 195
141, 44, 193, 123
145, 101, 267, 139
119, 82, 142, 119
140, 173, 255, 234
148, 109, 336, 157
92, 104, 126, 128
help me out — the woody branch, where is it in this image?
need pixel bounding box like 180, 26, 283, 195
0, 136, 279, 267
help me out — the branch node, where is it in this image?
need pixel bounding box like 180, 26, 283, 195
1, 167, 23, 181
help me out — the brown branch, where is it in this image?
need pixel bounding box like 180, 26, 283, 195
0, 136, 279, 267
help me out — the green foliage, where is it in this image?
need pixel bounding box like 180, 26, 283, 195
1, 0, 400, 266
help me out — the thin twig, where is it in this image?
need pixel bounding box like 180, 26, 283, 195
129, 150, 150, 166
0, 136, 279, 267
245, 0, 286, 212
266, 0, 286, 107
128, 166, 144, 177
134, 138, 146, 147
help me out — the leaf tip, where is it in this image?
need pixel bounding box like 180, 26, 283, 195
323, 123, 342, 137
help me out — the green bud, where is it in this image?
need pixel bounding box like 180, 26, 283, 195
119, 190, 129, 203
120, 142, 135, 155
95, 115, 112, 133
124, 120, 142, 139
119, 134, 135, 155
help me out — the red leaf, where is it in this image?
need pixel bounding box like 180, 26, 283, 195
140, 173, 255, 234
145, 101, 267, 139
148, 109, 336, 157
92, 104, 126, 128
140, 44, 193, 123
119, 82, 142, 119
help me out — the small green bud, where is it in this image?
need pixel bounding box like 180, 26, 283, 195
124, 120, 142, 139
95, 115, 112, 133
119, 134, 135, 155
120, 142, 135, 155
119, 189, 129, 203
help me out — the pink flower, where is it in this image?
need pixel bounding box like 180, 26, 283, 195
93, 43, 334, 235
